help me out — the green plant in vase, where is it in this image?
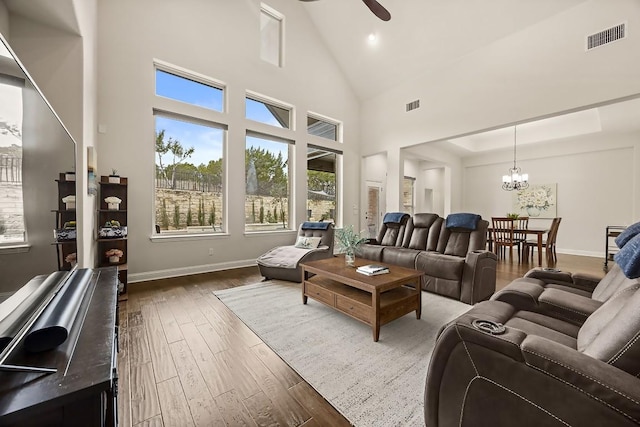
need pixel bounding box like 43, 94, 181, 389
335, 225, 367, 267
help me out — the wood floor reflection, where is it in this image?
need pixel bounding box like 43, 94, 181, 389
118, 253, 605, 426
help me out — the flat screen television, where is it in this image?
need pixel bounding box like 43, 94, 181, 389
0, 32, 77, 299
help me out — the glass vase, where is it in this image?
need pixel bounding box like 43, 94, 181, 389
345, 249, 355, 267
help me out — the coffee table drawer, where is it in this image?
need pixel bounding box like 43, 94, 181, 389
335, 295, 371, 323
305, 282, 335, 306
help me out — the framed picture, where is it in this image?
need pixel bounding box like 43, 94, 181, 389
513, 183, 557, 218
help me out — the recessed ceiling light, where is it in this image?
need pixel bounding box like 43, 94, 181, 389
368, 33, 377, 43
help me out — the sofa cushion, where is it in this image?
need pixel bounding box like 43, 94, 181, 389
415, 252, 464, 281
403, 213, 441, 250
592, 264, 639, 302
355, 244, 384, 262
505, 316, 578, 349
381, 247, 421, 269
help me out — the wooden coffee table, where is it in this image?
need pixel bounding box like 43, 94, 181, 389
300, 256, 423, 342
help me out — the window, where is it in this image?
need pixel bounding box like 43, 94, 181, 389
0, 79, 24, 244
260, 5, 283, 67
307, 147, 340, 224
246, 96, 291, 129
403, 176, 415, 215
155, 69, 223, 112
307, 115, 339, 141
154, 114, 225, 234
245, 133, 291, 232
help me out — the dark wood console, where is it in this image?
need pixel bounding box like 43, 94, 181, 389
0, 268, 119, 426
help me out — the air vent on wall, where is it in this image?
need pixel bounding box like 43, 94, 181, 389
406, 99, 420, 112
587, 23, 626, 50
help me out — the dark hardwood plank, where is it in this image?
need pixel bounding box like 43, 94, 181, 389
252, 343, 303, 389
156, 377, 195, 427
169, 340, 226, 426
131, 362, 161, 425
242, 390, 287, 427
288, 382, 351, 427
141, 303, 178, 383
214, 389, 258, 427
118, 328, 132, 427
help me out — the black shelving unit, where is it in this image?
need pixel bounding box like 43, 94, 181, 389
53, 173, 77, 270
97, 176, 128, 297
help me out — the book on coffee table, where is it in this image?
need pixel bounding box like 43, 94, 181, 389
357, 264, 390, 276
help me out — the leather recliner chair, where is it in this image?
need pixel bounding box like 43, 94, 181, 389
355, 212, 411, 261
424, 274, 640, 426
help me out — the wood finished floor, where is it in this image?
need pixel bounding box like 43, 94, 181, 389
118, 253, 607, 426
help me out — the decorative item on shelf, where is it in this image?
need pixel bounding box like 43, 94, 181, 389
54, 227, 76, 241
99, 220, 128, 238
335, 225, 367, 267
105, 248, 124, 264
108, 169, 120, 184
104, 196, 122, 210
65, 252, 77, 268
502, 125, 529, 191
64, 170, 76, 181
62, 195, 76, 210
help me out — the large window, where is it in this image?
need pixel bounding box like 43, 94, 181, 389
245, 133, 291, 232
260, 5, 283, 67
154, 65, 226, 235
307, 147, 340, 224
0, 80, 24, 244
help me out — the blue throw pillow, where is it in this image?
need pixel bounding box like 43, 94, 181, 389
614, 232, 640, 279
615, 221, 640, 248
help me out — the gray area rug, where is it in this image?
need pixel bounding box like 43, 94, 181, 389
214, 280, 471, 427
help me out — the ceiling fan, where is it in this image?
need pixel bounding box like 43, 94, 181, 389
299, 0, 391, 21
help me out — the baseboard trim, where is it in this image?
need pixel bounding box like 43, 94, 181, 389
128, 259, 258, 284
556, 248, 603, 258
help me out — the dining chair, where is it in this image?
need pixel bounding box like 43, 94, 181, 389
491, 217, 518, 261
524, 217, 562, 264
513, 216, 529, 259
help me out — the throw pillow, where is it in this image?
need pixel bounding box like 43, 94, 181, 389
294, 236, 322, 249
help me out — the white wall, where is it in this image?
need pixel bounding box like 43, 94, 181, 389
97, 0, 360, 281
361, 0, 640, 226
463, 131, 639, 256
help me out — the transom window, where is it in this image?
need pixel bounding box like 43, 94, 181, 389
155, 68, 224, 112
260, 4, 284, 67
307, 115, 339, 142
246, 96, 291, 129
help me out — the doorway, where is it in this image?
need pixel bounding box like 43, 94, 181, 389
365, 181, 382, 238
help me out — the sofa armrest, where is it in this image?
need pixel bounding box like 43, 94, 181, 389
296, 246, 332, 266
570, 272, 602, 292
460, 250, 497, 304
524, 267, 574, 285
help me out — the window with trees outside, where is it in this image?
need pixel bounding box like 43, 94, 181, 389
245, 133, 291, 232
246, 96, 291, 129
307, 115, 338, 142
155, 114, 225, 234
0, 78, 24, 245
307, 147, 340, 224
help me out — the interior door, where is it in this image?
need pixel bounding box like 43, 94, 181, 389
365, 182, 382, 238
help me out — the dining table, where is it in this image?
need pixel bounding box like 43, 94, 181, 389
487, 226, 550, 266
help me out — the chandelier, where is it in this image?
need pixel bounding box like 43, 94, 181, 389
502, 125, 529, 191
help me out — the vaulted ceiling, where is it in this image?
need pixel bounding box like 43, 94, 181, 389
299, 0, 588, 101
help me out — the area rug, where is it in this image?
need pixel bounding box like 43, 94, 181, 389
214, 281, 471, 427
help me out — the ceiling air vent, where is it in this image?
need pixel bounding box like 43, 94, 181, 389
587, 23, 626, 50
406, 99, 420, 112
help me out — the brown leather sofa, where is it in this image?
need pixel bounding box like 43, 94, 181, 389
491, 264, 638, 325
425, 268, 640, 426
357, 213, 497, 304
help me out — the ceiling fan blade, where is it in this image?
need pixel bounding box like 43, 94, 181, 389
362, 0, 391, 21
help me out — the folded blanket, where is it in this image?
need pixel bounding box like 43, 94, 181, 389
257, 245, 329, 269
614, 233, 640, 279
383, 212, 408, 224
301, 221, 331, 230
446, 213, 481, 230
615, 221, 640, 249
